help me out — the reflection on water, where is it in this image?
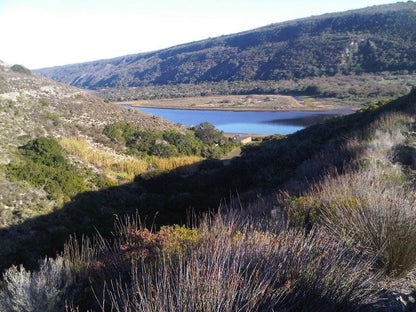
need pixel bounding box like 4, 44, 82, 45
269, 114, 338, 127
125, 105, 353, 135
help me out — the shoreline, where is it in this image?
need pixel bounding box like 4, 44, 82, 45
112, 94, 356, 113
223, 133, 270, 138
119, 102, 354, 113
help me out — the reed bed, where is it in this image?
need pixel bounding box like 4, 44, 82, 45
59, 137, 203, 182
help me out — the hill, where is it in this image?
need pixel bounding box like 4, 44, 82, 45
0, 63, 241, 271
36, 2, 416, 91
0, 63, 173, 257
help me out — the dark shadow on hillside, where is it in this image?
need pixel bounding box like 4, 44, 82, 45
0, 156, 254, 272
1, 89, 415, 273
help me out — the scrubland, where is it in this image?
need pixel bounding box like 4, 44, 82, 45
1, 88, 416, 311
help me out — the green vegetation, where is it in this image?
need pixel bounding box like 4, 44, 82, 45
103, 121, 236, 158
3, 5, 416, 306
10, 64, 31, 75
98, 72, 415, 107
1, 88, 416, 310
4, 137, 87, 200
20, 137, 66, 168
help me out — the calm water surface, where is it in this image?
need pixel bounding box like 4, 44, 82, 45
125, 105, 353, 135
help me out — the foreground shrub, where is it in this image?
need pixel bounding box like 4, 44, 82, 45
308, 167, 416, 276
104, 215, 375, 312
0, 257, 73, 312
0, 213, 376, 311
120, 224, 200, 262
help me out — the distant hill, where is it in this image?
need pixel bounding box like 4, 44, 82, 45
36, 2, 416, 89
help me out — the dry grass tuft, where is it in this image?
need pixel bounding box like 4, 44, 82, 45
313, 167, 416, 276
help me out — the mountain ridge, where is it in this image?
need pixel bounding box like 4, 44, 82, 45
35, 1, 416, 89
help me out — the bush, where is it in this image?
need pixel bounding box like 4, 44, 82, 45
6, 137, 87, 199
162, 130, 199, 155
121, 225, 200, 262
308, 168, 416, 276
105, 214, 375, 312
19, 137, 67, 168
5, 162, 86, 199
103, 122, 137, 143
193, 122, 226, 145
0, 257, 74, 312
10, 64, 31, 75
103, 122, 236, 159
0, 212, 377, 311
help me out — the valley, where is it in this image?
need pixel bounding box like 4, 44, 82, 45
1, 1, 416, 311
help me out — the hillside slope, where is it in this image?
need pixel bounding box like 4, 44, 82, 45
36, 2, 416, 89
0, 63, 175, 228
0, 63, 239, 271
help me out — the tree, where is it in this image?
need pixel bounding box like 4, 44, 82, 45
194, 122, 225, 146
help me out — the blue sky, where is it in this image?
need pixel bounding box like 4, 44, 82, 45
0, 0, 395, 69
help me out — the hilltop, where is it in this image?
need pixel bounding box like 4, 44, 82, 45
36, 2, 416, 93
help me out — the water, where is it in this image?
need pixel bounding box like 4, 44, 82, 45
125, 105, 352, 135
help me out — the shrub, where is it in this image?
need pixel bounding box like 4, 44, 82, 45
0, 257, 74, 312
103, 122, 236, 159
5, 162, 86, 199
0, 212, 376, 311
19, 137, 67, 168
103, 122, 137, 143
193, 122, 226, 146
10, 64, 31, 75
6, 137, 87, 199
162, 130, 195, 155
105, 215, 375, 312
120, 225, 200, 262
310, 168, 416, 276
